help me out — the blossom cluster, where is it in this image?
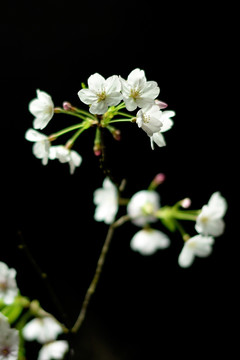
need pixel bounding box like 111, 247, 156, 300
0, 262, 68, 360
93, 178, 227, 268
25, 69, 175, 173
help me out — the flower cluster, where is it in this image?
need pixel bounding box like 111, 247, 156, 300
25, 69, 175, 173
93, 178, 227, 268
0, 261, 68, 360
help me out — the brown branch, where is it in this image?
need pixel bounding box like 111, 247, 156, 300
71, 215, 130, 333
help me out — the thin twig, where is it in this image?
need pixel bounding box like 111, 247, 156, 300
71, 215, 130, 333
16, 230, 71, 330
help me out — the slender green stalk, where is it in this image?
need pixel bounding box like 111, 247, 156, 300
109, 118, 135, 124
115, 111, 134, 118
50, 123, 84, 139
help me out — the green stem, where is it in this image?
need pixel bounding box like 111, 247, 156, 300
56, 109, 88, 121
74, 108, 96, 120
109, 118, 135, 124
175, 220, 191, 241
115, 111, 134, 118
50, 123, 84, 139
172, 210, 198, 221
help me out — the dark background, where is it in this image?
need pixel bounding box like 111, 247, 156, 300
1, 2, 237, 359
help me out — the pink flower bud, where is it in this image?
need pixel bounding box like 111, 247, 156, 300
63, 101, 73, 111
155, 100, 168, 109
93, 144, 102, 156
154, 173, 166, 185
181, 198, 191, 208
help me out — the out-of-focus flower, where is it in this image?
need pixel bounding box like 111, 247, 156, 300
150, 110, 175, 149
49, 146, 82, 174
29, 90, 54, 130
78, 73, 122, 115
195, 192, 227, 237
136, 105, 163, 137
178, 234, 214, 268
127, 190, 160, 227
0, 314, 19, 360
93, 178, 118, 224
25, 129, 51, 165
22, 317, 63, 344
130, 228, 170, 255
38, 341, 69, 360
0, 262, 18, 305
119, 68, 160, 111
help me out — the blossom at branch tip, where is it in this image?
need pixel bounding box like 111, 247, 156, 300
78, 73, 122, 115
195, 192, 227, 237
25, 129, 51, 165
0, 262, 18, 305
178, 234, 215, 268
22, 317, 63, 344
93, 178, 119, 224
0, 313, 19, 360
136, 105, 163, 137
127, 190, 160, 227
150, 110, 175, 149
49, 145, 82, 174
29, 89, 54, 130
38, 341, 69, 360
119, 68, 160, 111
130, 228, 170, 255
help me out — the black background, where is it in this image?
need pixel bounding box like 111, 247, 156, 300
1, 2, 238, 359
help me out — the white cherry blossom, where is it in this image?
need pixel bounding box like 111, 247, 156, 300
130, 228, 170, 255
22, 317, 63, 344
38, 341, 69, 360
0, 262, 18, 305
195, 192, 227, 237
0, 314, 19, 360
29, 89, 54, 130
150, 110, 175, 149
136, 105, 163, 137
127, 190, 160, 227
78, 73, 122, 115
178, 234, 214, 268
119, 68, 160, 111
49, 145, 82, 174
93, 178, 118, 224
25, 129, 51, 165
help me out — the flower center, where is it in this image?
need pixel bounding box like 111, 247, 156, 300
1, 347, 10, 357
0, 281, 7, 291
141, 202, 155, 216
142, 113, 151, 124
201, 216, 209, 224
97, 91, 107, 102
130, 87, 140, 99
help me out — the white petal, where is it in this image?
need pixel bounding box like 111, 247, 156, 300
208, 192, 227, 218
25, 129, 47, 142
88, 73, 105, 91
78, 88, 98, 105
105, 75, 121, 93
178, 244, 195, 268
151, 132, 166, 147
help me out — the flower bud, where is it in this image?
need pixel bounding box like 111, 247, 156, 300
181, 198, 191, 209
63, 101, 76, 111
155, 100, 168, 109
93, 144, 102, 156
148, 173, 166, 190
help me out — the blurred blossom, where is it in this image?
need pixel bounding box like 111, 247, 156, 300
22, 317, 63, 344
29, 90, 54, 130
130, 228, 170, 255
93, 178, 119, 224
127, 190, 160, 227
195, 192, 227, 237
178, 235, 214, 268
0, 262, 18, 305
